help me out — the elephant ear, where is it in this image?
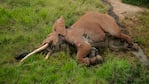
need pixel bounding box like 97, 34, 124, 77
53, 16, 66, 36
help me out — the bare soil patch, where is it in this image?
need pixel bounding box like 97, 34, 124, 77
108, 0, 146, 20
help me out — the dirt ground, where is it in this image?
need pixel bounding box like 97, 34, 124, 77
108, 0, 145, 20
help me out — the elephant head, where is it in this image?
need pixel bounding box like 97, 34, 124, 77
40, 16, 68, 54
18, 16, 68, 63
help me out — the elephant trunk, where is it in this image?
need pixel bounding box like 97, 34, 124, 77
131, 46, 149, 67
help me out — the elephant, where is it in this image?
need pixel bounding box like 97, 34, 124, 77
17, 12, 149, 67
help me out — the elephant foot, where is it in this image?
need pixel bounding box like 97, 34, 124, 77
128, 43, 139, 51
132, 43, 139, 51
89, 55, 103, 65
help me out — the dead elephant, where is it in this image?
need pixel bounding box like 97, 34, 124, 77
16, 12, 149, 66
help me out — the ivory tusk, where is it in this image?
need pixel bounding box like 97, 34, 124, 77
45, 52, 51, 60
20, 43, 49, 63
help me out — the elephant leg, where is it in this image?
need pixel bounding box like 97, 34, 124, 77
76, 44, 103, 66
119, 33, 139, 50
88, 47, 103, 65
76, 42, 91, 66
87, 47, 98, 58
119, 33, 132, 44
89, 55, 103, 65
109, 31, 138, 50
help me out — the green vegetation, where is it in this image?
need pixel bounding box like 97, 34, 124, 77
0, 0, 149, 83
122, 0, 149, 8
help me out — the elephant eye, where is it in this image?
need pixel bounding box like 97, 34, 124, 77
58, 34, 61, 37
54, 28, 56, 31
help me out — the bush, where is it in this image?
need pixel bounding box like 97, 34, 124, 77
122, 0, 149, 8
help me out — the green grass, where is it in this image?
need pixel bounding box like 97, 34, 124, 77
122, 0, 149, 8
0, 0, 149, 84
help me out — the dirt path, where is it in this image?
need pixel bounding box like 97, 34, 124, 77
108, 0, 145, 20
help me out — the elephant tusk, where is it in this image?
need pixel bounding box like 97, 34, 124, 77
20, 43, 49, 63
45, 51, 51, 60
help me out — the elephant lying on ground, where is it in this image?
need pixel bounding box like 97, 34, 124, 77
17, 12, 149, 66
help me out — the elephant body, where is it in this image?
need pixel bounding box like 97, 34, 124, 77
53, 12, 138, 65
19, 12, 149, 66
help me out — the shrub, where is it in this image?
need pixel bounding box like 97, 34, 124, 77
122, 0, 149, 8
